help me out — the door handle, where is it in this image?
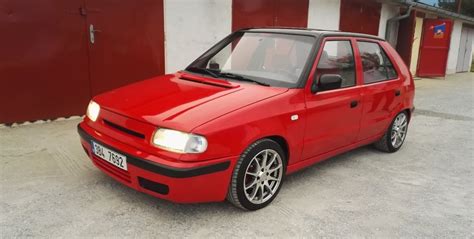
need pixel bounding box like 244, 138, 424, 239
89, 24, 101, 44
350, 100, 358, 108
395, 90, 401, 96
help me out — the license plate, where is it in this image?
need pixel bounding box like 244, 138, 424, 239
92, 141, 128, 171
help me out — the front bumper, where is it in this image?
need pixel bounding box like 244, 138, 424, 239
78, 123, 235, 203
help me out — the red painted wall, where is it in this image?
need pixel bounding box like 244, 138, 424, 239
232, 0, 309, 31
0, 0, 165, 124
339, 0, 381, 36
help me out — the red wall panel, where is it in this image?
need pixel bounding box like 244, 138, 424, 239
0, 0, 91, 124
274, 0, 309, 28
339, 0, 381, 36
232, 0, 275, 31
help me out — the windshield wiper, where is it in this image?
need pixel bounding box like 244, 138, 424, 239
218, 72, 270, 87
186, 67, 220, 78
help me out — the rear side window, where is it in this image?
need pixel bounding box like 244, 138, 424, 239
316, 40, 356, 89
357, 41, 398, 84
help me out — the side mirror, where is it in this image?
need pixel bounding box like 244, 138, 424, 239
209, 60, 220, 70
313, 74, 343, 93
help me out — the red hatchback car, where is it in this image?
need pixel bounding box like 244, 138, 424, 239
78, 28, 415, 210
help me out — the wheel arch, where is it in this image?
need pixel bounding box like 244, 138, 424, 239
265, 135, 289, 164
404, 108, 412, 123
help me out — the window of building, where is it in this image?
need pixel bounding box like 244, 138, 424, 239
357, 41, 398, 84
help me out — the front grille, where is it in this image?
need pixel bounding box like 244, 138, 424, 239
103, 119, 145, 139
92, 155, 131, 183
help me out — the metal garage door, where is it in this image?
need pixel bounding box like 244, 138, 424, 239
232, 0, 309, 31
0, 0, 92, 124
84, 0, 165, 96
0, 0, 164, 124
339, 0, 381, 36
417, 19, 453, 77
456, 26, 474, 72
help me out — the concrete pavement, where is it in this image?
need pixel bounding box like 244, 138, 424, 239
1, 73, 473, 238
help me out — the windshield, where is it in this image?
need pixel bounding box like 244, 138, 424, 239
186, 32, 316, 88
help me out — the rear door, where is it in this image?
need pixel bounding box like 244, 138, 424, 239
302, 38, 363, 160
355, 40, 404, 141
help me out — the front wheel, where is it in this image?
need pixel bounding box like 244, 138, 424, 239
374, 111, 409, 152
227, 139, 286, 210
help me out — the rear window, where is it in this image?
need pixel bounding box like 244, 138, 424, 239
357, 41, 398, 84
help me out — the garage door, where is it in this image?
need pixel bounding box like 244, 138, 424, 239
417, 19, 453, 77
232, 0, 309, 31
0, 0, 164, 124
339, 0, 381, 36
456, 26, 474, 73
85, 0, 165, 96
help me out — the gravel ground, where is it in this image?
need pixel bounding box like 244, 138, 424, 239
1, 73, 473, 238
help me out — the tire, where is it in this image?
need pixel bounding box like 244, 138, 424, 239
227, 139, 286, 210
374, 111, 409, 153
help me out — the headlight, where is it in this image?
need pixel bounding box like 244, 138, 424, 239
152, 128, 208, 153
86, 101, 100, 122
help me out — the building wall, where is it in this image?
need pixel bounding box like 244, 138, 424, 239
307, 0, 340, 30
378, 3, 400, 38
164, 0, 232, 73
410, 17, 424, 74
446, 20, 463, 74
470, 40, 474, 71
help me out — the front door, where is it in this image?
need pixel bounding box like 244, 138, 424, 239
302, 38, 363, 160
417, 19, 452, 77
85, 0, 165, 96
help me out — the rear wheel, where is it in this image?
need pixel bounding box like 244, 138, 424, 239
227, 139, 286, 210
374, 111, 409, 152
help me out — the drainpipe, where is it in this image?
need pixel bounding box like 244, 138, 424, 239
385, 5, 413, 47
395, 0, 474, 23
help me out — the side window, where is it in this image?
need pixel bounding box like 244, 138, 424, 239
357, 41, 398, 84
316, 40, 356, 90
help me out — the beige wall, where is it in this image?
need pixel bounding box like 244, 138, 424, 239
378, 3, 399, 38
410, 17, 423, 75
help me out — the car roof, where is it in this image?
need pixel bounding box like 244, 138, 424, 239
240, 27, 385, 41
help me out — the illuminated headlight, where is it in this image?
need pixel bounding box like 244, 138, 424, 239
86, 101, 100, 122
152, 128, 208, 153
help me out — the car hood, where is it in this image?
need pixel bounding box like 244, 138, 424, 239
95, 72, 288, 132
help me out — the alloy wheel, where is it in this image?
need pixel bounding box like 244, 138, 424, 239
391, 113, 408, 148
243, 149, 283, 204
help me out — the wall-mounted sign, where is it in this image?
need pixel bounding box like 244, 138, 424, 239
431, 22, 446, 39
